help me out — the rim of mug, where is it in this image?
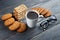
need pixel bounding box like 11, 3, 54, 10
25, 9, 39, 20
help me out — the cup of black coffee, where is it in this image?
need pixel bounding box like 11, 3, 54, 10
26, 10, 39, 28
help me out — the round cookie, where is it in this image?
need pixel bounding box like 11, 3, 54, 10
4, 18, 15, 26
9, 21, 20, 31
17, 22, 27, 33
1, 13, 12, 20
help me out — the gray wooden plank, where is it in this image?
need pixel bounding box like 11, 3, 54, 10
0, 0, 25, 10
0, 20, 16, 40
31, 24, 60, 40
0, 29, 16, 40
0, 0, 49, 11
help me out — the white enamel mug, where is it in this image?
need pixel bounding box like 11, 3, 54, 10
26, 10, 40, 28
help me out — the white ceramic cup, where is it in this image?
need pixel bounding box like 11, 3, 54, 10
26, 10, 40, 28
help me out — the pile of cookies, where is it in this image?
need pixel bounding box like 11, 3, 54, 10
32, 7, 51, 17
13, 4, 28, 21
1, 13, 27, 33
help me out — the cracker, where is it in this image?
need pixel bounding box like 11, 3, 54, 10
14, 4, 28, 21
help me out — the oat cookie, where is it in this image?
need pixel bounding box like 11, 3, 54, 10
1, 13, 12, 20
9, 21, 20, 31
4, 18, 15, 26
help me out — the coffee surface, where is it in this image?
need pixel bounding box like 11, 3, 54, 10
27, 11, 38, 19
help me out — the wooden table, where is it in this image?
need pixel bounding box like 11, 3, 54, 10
0, 0, 60, 40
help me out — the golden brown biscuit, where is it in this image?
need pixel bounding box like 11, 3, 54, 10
17, 22, 27, 33
41, 9, 48, 15
32, 7, 45, 15
9, 21, 20, 31
1, 13, 12, 20
4, 18, 15, 26
39, 8, 44, 14
44, 11, 51, 17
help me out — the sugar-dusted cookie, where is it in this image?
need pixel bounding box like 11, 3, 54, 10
1, 13, 12, 20
4, 18, 15, 26
14, 4, 28, 21
9, 21, 20, 31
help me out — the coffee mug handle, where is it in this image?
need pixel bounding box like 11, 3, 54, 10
37, 15, 44, 23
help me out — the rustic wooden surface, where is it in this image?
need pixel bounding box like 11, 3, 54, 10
0, 0, 60, 40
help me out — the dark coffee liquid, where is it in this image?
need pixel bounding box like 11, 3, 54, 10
27, 11, 38, 19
